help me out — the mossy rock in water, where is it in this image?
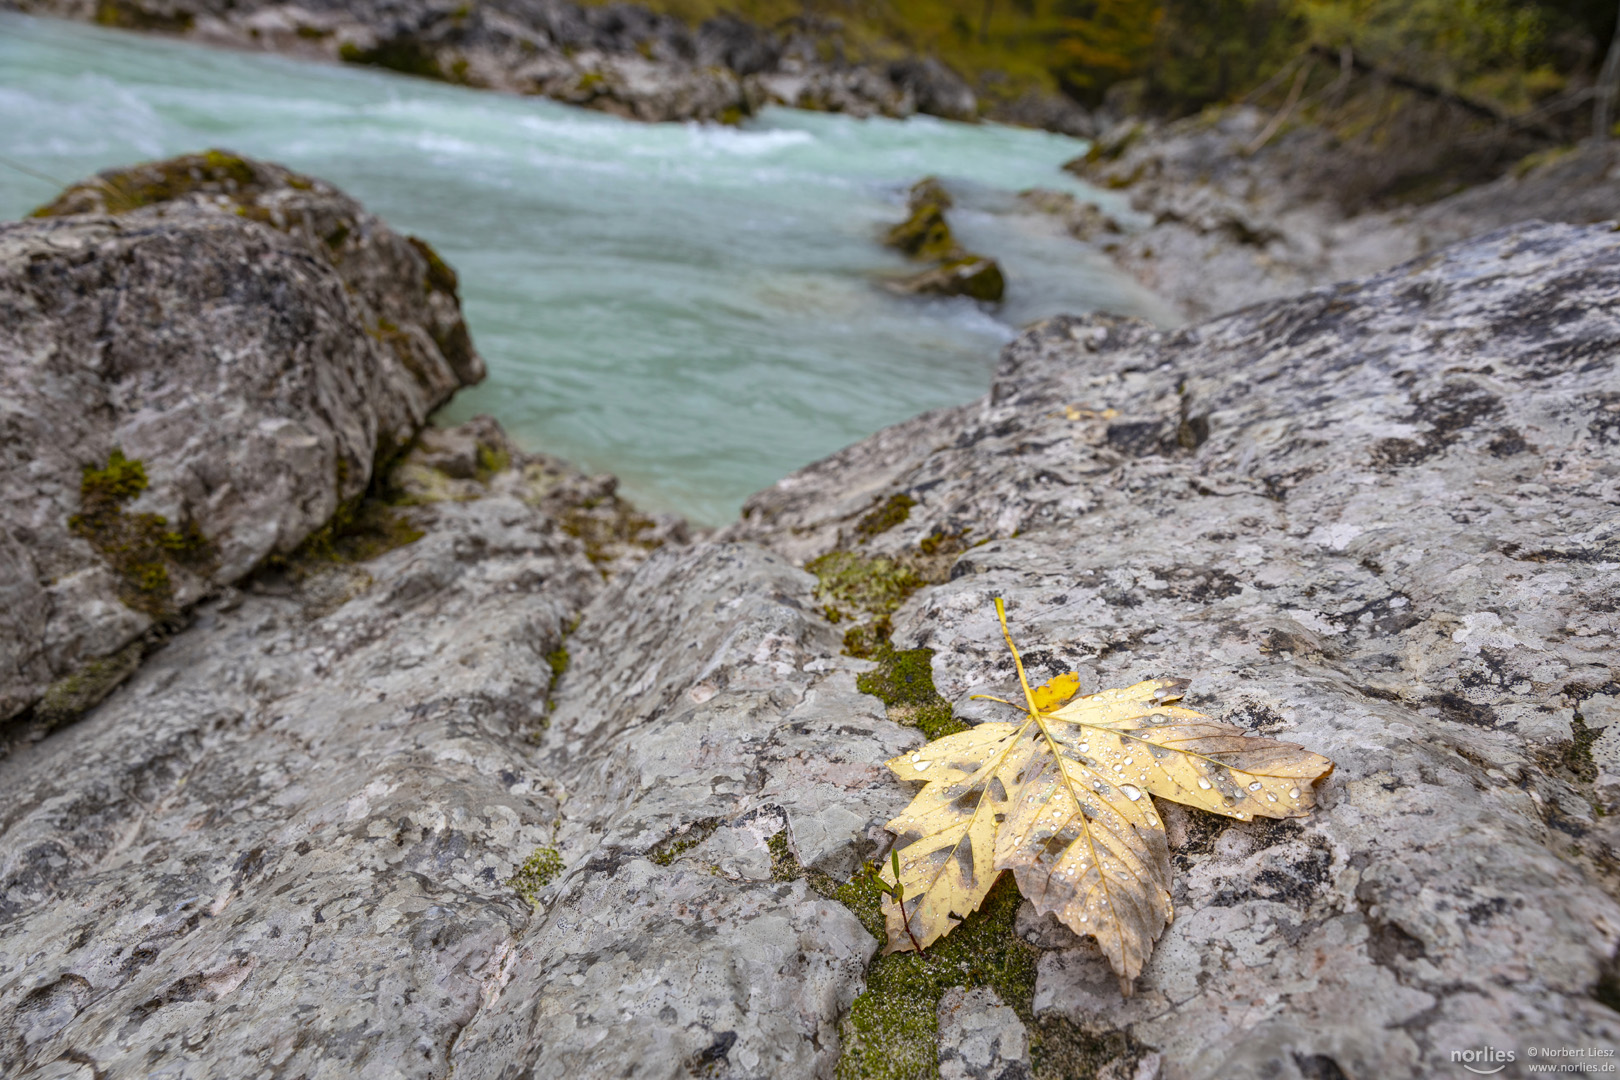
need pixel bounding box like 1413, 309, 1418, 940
885, 202, 958, 260
885, 176, 961, 260
893, 255, 1005, 303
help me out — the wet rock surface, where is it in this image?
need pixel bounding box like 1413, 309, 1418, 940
0, 151, 482, 735
1, 158, 1617, 1080
885, 177, 1007, 304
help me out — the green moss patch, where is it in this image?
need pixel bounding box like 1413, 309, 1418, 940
808, 551, 927, 619
837, 875, 1035, 1080
69, 449, 214, 619
855, 493, 916, 540
648, 818, 722, 866
285, 495, 424, 568
407, 235, 461, 298
34, 641, 145, 732
856, 646, 964, 741
771, 833, 1149, 1078
509, 847, 565, 908
32, 150, 285, 218
805, 547, 965, 739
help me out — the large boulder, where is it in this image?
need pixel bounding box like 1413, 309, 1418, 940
0, 152, 483, 735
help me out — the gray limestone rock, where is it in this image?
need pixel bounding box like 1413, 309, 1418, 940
0, 152, 483, 731
3, 172, 1618, 1080
937, 986, 1032, 1080
1061, 107, 1620, 324
0, 482, 597, 1078
731, 221, 1620, 1078
449, 540, 919, 1078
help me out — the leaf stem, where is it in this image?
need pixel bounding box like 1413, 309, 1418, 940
993, 597, 1041, 718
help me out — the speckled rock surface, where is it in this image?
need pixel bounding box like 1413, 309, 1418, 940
731, 221, 1620, 1078
0, 153, 482, 731
1061, 107, 1620, 323
3, 207, 1618, 1078
938, 987, 1032, 1080
0, 471, 596, 1078
449, 540, 918, 1077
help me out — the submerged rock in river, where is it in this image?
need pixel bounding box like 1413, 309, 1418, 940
0, 151, 482, 739
884, 176, 1007, 303
893, 255, 1007, 303
0, 154, 1615, 1080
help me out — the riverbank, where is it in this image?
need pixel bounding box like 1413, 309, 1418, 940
0, 0, 1093, 131
1, 152, 1615, 1080
1044, 104, 1620, 322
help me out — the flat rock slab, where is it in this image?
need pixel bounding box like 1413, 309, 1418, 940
3, 203, 1619, 1080
733, 222, 1620, 1078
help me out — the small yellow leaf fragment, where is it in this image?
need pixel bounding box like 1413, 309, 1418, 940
874, 602, 1336, 991
1031, 671, 1082, 712
1058, 405, 1120, 421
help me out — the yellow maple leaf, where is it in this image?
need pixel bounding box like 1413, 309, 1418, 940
878, 599, 1334, 990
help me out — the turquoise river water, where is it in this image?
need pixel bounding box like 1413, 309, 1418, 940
0, 12, 1172, 523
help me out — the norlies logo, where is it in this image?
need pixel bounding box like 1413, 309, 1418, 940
1453, 1047, 1517, 1075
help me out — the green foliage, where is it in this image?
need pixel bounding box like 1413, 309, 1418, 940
1048, 0, 1162, 102
574, 0, 1607, 126
1143, 0, 1303, 111
509, 847, 565, 907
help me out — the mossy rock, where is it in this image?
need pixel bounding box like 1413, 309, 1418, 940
34, 642, 145, 733
835, 875, 1036, 1080
339, 37, 446, 81
30, 150, 311, 218
885, 202, 959, 261
806, 551, 928, 620
508, 847, 564, 908
894, 255, 1005, 303
69, 449, 214, 618
886, 176, 961, 259
907, 176, 953, 212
